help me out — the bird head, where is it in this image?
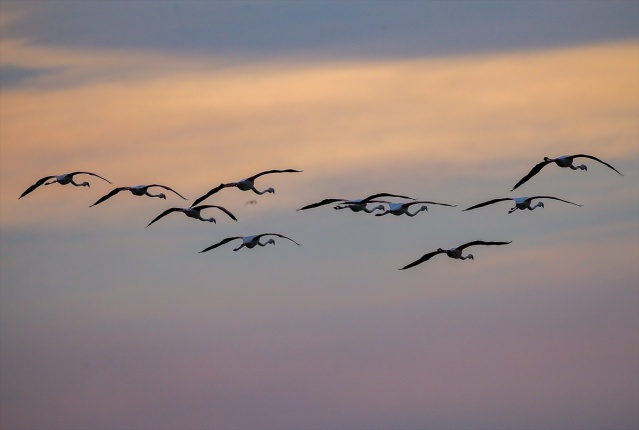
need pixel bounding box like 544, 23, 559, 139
436, 248, 445, 253
538, 202, 545, 208
82, 181, 90, 187
266, 239, 276, 245
467, 254, 474, 260
208, 217, 217, 224
543, 156, 551, 162
578, 164, 587, 171
159, 193, 167, 199
420, 205, 429, 211
266, 187, 275, 194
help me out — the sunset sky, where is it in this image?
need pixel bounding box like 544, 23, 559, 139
1, 2, 638, 429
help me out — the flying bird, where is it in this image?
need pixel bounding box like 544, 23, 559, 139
297, 193, 416, 213
90, 184, 187, 207
375, 200, 457, 217
146, 205, 237, 227
199, 233, 302, 253
399, 240, 512, 270
19, 171, 111, 199
511, 154, 623, 191
463, 196, 582, 213
192, 169, 302, 205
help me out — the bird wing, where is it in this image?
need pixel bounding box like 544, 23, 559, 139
529, 196, 583, 207
296, 198, 345, 210
148, 184, 187, 200
249, 169, 303, 180
199, 236, 241, 253
572, 154, 623, 176
145, 207, 182, 228
18, 175, 55, 199
361, 193, 416, 203
511, 159, 551, 191
191, 184, 226, 206
257, 233, 302, 246
89, 187, 126, 207
408, 200, 457, 207
399, 250, 444, 270
70, 171, 112, 184
457, 240, 512, 250
196, 205, 238, 221
462, 198, 511, 211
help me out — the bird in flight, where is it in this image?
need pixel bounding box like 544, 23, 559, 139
511, 154, 623, 191
192, 169, 302, 206
399, 240, 512, 270
199, 233, 301, 253
90, 184, 187, 207
19, 171, 111, 199
375, 200, 457, 217
463, 196, 582, 214
297, 193, 415, 213
146, 205, 237, 227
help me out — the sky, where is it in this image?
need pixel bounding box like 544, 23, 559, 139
1, 1, 638, 429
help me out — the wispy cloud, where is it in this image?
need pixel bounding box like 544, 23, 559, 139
2, 39, 636, 226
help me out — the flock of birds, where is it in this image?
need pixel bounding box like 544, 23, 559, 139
19, 154, 623, 270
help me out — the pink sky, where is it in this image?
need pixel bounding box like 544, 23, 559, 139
1, 3, 638, 429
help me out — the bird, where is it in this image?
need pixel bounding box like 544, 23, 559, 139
90, 184, 187, 207
192, 169, 302, 206
297, 193, 416, 213
463, 196, 582, 213
146, 205, 237, 227
19, 171, 111, 199
375, 200, 457, 217
399, 240, 512, 270
199, 233, 302, 253
511, 154, 623, 191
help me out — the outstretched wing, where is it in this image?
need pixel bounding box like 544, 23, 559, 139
511, 159, 551, 191
145, 207, 183, 228
530, 196, 583, 207
361, 193, 416, 203
572, 154, 623, 176
457, 240, 512, 250
19, 175, 55, 199
249, 169, 303, 180
70, 171, 112, 184
462, 198, 511, 211
199, 236, 241, 253
195, 205, 238, 221
89, 187, 127, 207
148, 184, 187, 200
191, 184, 226, 206
297, 198, 345, 211
408, 200, 457, 207
257, 233, 302, 246
399, 250, 444, 270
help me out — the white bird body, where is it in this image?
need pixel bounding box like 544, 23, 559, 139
90, 184, 187, 207
19, 171, 111, 199
334, 199, 386, 213
199, 233, 301, 253
399, 240, 512, 270
146, 205, 237, 227
192, 169, 302, 206
376, 200, 456, 217
463, 196, 582, 213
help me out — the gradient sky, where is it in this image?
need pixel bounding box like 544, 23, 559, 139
1, 2, 638, 429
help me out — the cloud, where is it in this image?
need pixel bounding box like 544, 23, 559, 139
1, 39, 637, 228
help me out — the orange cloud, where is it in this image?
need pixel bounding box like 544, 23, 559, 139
2, 39, 637, 227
